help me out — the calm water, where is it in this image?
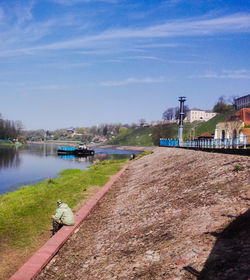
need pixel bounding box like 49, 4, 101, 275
0, 144, 140, 195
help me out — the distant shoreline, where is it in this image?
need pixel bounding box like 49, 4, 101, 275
27, 141, 154, 152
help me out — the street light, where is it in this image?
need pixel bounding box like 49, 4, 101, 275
178, 96, 186, 146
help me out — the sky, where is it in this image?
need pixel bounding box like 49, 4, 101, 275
0, 0, 250, 130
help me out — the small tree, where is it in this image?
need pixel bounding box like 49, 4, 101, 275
213, 96, 233, 113
119, 126, 128, 134
175, 105, 189, 120
162, 105, 189, 121
139, 118, 146, 126
162, 107, 175, 120
76, 127, 85, 134
102, 126, 108, 136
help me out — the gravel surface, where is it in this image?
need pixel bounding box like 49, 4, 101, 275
36, 147, 250, 280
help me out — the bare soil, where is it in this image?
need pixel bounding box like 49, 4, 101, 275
34, 148, 249, 279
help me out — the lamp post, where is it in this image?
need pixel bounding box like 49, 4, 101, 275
178, 96, 186, 146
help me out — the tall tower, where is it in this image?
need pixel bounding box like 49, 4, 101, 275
178, 96, 186, 146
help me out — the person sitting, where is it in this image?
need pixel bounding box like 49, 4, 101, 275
51, 199, 75, 236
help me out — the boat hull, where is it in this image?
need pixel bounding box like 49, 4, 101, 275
57, 148, 95, 156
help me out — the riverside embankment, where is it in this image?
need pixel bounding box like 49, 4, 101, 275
36, 147, 249, 280
0, 159, 127, 280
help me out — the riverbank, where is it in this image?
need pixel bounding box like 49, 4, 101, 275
0, 141, 22, 147
0, 140, 14, 146
28, 141, 154, 152
35, 147, 249, 280
0, 159, 127, 280
97, 144, 154, 152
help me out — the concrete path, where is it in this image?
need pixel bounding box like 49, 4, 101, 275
9, 165, 128, 280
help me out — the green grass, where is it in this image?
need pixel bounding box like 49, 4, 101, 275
136, 150, 154, 159
0, 141, 14, 146
152, 110, 237, 143
187, 109, 236, 139
233, 165, 244, 172
107, 110, 237, 145
108, 127, 154, 146
0, 159, 126, 248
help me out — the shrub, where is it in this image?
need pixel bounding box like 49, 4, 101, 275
136, 150, 153, 159
233, 165, 244, 172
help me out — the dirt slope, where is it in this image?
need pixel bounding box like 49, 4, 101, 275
36, 147, 250, 280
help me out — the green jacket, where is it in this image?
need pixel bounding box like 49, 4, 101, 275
53, 203, 75, 225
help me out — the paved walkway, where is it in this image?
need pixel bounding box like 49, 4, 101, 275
9, 165, 128, 280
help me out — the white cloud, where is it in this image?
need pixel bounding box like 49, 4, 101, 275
190, 69, 250, 79
37, 84, 68, 90
100, 77, 166, 86
51, 0, 118, 5
126, 56, 162, 61
136, 43, 179, 48
37, 61, 90, 69
0, 13, 250, 57
0, 12, 89, 54
14, 1, 34, 24
168, 60, 211, 64
25, 13, 250, 47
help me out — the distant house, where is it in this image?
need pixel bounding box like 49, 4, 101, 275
185, 109, 217, 123
66, 127, 75, 136
215, 108, 250, 144
65, 128, 83, 138
93, 136, 108, 143
234, 94, 250, 109
99, 137, 108, 142
197, 133, 214, 140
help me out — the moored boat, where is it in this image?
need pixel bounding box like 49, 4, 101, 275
57, 145, 95, 156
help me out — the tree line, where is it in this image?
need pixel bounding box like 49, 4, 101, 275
162, 96, 234, 121
24, 123, 136, 142
0, 114, 23, 140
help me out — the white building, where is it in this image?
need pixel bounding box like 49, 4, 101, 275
185, 109, 217, 123
234, 94, 250, 109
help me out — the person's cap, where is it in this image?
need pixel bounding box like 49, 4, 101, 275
57, 199, 62, 204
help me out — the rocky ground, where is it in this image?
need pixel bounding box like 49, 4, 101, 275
36, 147, 250, 280
97, 144, 153, 152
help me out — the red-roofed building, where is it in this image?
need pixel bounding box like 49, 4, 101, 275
197, 133, 214, 140
215, 108, 250, 144
226, 108, 250, 126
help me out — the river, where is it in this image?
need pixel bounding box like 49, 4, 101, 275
0, 143, 140, 195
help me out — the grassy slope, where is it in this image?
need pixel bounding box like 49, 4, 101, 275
108, 110, 236, 145
0, 159, 126, 248
108, 127, 154, 146
182, 109, 236, 140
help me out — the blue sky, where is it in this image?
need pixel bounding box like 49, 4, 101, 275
0, 0, 249, 130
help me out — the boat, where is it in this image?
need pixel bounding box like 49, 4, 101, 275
57, 144, 95, 156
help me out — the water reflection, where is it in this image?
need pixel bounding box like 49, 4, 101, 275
0, 144, 141, 195
21, 143, 58, 157
0, 147, 21, 169
0, 144, 138, 170
57, 154, 95, 164
58, 153, 131, 163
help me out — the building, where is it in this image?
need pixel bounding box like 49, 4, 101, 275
185, 109, 217, 123
234, 94, 250, 109
214, 108, 250, 144
197, 132, 214, 140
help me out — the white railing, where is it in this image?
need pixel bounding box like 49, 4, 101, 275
182, 136, 248, 149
